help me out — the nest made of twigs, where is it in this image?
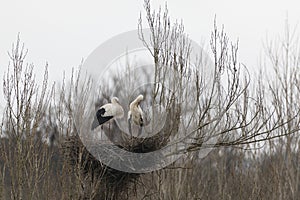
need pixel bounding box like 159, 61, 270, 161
61, 105, 180, 199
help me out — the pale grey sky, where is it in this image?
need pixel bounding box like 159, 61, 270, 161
0, 0, 299, 109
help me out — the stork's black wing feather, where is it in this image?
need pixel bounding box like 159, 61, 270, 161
96, 108, 113, 125
91, 115, 99, 130
97, 115, 113, 125
91, 108, 113, 130
139, 114, 144, 126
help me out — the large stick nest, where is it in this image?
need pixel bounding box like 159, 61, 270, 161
61, 105, 181, 199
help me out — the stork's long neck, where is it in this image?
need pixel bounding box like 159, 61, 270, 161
130, 100, 140, 109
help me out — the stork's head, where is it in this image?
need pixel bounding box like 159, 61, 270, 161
111, 97, 120, 104
136, 94, 144, 103
129, 94, 144, 109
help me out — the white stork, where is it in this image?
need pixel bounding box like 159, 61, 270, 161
128, 94, 144, 136
91, 97, 124, 130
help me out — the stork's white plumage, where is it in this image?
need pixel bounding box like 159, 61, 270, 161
128, 95, 144, 136
91, 97, 124, 130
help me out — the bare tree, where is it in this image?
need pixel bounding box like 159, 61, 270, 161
1, 35, 55, 199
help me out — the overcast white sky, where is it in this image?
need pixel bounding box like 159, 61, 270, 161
0, 0, 299, 110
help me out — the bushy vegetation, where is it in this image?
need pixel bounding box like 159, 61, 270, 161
1, 1, 300, 199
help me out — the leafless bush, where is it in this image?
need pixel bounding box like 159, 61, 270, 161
0, 35, 56, 199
